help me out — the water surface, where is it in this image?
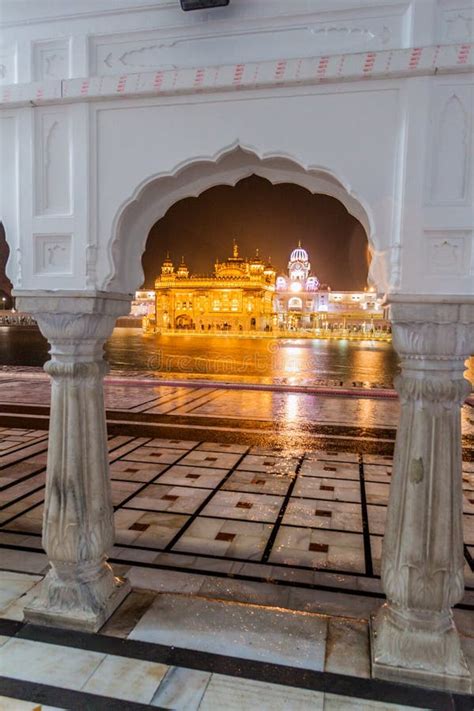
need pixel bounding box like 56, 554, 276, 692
1, 326, 473, 388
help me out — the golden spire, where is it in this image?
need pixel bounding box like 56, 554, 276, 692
298, 239, 301, 248
232, 239, 239, 259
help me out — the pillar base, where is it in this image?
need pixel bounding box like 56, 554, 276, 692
370, 611, 472, 694
23, 575, 131, 633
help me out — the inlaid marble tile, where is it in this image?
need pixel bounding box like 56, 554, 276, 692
124, 483, 209, 514
299, 460, 359, 480
363, 464, 392, 483
123, 446, 186, 465
0, 547, 47, 573
82, 654, 168, 703
199, 674, 324, 710
197, 442, 249, 454
0, 570, 42, 615
115, 510, 188, 547
283, 499, 362, 532
237, 454, 299, 474
111, 546, 159, 564
156, 550, 239, 575
0, 472, 45, 504
463, 491, 474, 514
151, 666, 211, 709
7, 502, 44, 525
370, 534, 383, 575
144, 438, 198, 450
324, 694, 425, 710
111, 480, 142, 505
293, 477, 361, 503
0, 638, 104, 688
110, 460, 167, 482
0, 461, 46, 487
101, 589, 157, 638
270, 526, 365, 573
173, 517, 272, 560
178, 450, 242, 469
201, 490, 284, 522
157, 464, 229, 489
365, 482, 390, 505
463, 471, 474, 491
324, 617, 370, 678
129, 594, 328, 671
363, 454, 394, 465
223, 469, 293, 496
367, 504, 387, 535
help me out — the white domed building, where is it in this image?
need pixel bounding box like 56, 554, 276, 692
274, 243, 384, 331
274, 242, 327, 329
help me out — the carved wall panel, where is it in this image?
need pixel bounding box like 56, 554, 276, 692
89, 5, 409, 75
0, 45, 17, 85
427, 86, 472, 205
438, 3, 473, 43
33, 39, 70, 81
35, 110, 71, 215
424, 230, 472, 276
34, 234, 72, 275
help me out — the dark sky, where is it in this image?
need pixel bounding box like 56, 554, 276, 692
143, 175, 369, 289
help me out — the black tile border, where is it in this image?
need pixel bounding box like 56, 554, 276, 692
0, 621, 472, 710
359, 454, 374, 576
0, 676, 162, 711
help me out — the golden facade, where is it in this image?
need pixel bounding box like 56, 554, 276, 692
153, 242, 276, 332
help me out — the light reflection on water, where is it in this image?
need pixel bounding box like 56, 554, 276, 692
0, 326, 473, 388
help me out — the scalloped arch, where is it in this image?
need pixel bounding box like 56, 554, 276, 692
106, 144, 375, 294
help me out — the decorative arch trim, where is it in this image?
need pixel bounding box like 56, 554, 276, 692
106, 143, 374, 294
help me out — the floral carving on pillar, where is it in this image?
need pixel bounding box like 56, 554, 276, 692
14, 291, 132, 632
371, 299, 474, 693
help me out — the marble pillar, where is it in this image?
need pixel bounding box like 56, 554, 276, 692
371, 299, 474, 693
14, 292, 132, 632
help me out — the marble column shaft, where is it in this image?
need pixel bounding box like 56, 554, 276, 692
14, 292, 132, 632
371, 299, 474, 693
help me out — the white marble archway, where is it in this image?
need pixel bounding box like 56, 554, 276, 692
1, 0, 472, 692
107, 144, 376, 296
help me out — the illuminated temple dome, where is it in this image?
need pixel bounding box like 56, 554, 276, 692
287, 240, 311, 283
289, 244, 309, 263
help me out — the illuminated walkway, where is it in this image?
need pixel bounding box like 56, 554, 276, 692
0, 378, 473, 708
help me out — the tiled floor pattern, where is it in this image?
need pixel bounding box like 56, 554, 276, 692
1, 423, 473, 710
1, 428, 473, 599
0, 574, 469, 710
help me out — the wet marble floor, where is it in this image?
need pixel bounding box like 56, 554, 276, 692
0, 378, 473, 709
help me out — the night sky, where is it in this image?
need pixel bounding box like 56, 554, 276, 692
0, 176, 369, 293
142, 176, 369, 289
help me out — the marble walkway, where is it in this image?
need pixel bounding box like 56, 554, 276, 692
0, 378, 473, 709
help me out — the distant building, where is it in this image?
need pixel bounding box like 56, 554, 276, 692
274, 243, 384, 330
152, 241, 276, 332
137, 241, 386, 334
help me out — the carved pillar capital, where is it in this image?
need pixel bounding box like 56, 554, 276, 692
14, 290, 131, 361
389, 298, 474, 361
372, 297, 473, 693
